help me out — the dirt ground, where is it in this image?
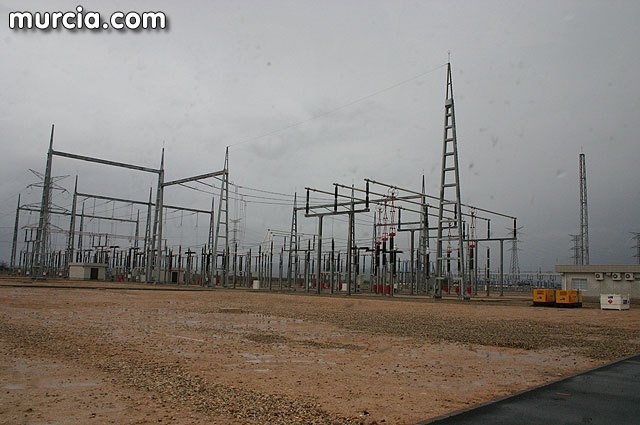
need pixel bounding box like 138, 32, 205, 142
1, 280, 639, 424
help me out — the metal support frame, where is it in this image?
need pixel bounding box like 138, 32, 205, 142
36, 131, 164, 281
151, 150, 165, 283
315, 215, 323, 294
18, 207, 137, 224
33, 126, 228, 285
52, 149, 160, 174
159, 162, 226, 286
302, 185, 370, 295
65, 176, 78, 272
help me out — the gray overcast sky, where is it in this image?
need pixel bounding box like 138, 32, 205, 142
1, 0, 639, 271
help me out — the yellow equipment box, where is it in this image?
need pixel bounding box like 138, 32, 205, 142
532, 289, 556, 306
555, 289, 583, 307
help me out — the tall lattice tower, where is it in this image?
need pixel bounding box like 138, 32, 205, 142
287, 192, 298, 288
509, 228, 521, 284
212, 147, 230, 286
579, 153, 590, 264
570, 234, 581, 265
632, 232, 640, 264
435, 62, 466, 299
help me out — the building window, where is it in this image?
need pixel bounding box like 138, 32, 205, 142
572, 278, 588, 290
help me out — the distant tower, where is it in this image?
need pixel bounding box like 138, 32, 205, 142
509, 230, 521, 284
570, 234, 581, 265
579, 153, 589, 264
632, 232, 640, 264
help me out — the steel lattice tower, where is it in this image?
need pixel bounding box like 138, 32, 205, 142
212, 147, 230, 286
287, 192, 298, 288
32, 125, 55, 278
632, 232, 640, 264
435, 62, 466, 299
509, 237, 520, 284
570, 234, 581, 265
579, 153, 589, 264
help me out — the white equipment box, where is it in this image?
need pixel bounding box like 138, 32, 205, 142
600, 294, 630, 310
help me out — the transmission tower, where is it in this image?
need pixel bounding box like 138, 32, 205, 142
632, 232, 640, 264
435, 62, 465, 299
10, 167, 69, 273
508, 227, 522, 284
579, 153, 589, 264
570, 234, 581, 265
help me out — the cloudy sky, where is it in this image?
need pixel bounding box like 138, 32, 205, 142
1, 0, 639, 272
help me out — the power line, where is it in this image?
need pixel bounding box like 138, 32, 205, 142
226, 62, 447, 149
197, 179, 332, 203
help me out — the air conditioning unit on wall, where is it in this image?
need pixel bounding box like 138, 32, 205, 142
612, 272, 622, 281
594, 272, 604, 281
624, 273, 635, 281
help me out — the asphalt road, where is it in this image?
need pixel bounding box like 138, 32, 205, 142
421, 354, 640, 425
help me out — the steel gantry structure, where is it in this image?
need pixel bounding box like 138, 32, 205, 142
292, 177, 516, 299
27, 125, 229, 283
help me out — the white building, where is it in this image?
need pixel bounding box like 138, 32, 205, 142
555, 264, 640, 299
68, 262, 107, 281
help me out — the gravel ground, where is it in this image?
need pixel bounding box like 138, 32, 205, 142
1, 283, 639, 424
203, 291, 640, 360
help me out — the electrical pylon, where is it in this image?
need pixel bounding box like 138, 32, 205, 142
508, 227, 522, 284
632, 232, 640, 264
435, 62, 466, 299
570, 234, 581, 265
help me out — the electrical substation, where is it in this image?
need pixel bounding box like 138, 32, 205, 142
8, 63, 565, 299
4, 3, 640, 423
1, 55, 638, 425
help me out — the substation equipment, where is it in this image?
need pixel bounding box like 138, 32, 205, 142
11, 63, 529, 298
